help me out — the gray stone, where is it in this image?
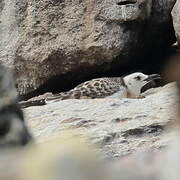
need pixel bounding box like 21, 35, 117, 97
24, 82, 178, 159
172, 0, 180, 45
0, 82, 179, 180
0, 0, 176, 95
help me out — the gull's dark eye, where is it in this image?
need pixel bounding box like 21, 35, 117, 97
134, 76, 141, 81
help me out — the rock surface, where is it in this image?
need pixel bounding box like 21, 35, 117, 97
24, 82, 178, 159
172, 0, 180, 45
0, 0, 176, 96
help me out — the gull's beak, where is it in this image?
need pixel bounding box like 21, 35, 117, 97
144, 74, 161, 82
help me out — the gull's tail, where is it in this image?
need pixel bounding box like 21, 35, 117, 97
45, 90, 83, 103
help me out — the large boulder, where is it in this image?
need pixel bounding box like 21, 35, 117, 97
172, 0, 180, 45
0, 0, 176, 96
24, 83, 177, 158
0, 82, 178, 179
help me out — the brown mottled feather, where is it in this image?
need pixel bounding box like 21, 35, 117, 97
45, 77, 126, 101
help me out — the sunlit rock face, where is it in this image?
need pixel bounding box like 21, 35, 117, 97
0, 0, 176, 96
96, 0, 152, 22
24, 83, 178, 159
172, 0, 180, 45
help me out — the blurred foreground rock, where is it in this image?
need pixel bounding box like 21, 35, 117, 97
0, 130, 180, 180
19, 133, 108, 180
0, 64, 32, 147
24, 82, 178, 158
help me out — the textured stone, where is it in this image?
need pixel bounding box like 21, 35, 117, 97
0, 0, 176, 96
24, 82, 178, 159
0, 82, 179, 180
172, 0, 180, 45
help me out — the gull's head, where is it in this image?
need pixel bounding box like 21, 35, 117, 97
123, 72, 161, 97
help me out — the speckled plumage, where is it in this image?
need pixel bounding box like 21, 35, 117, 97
46, 77, 127, 101
45, 72, 160, 102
